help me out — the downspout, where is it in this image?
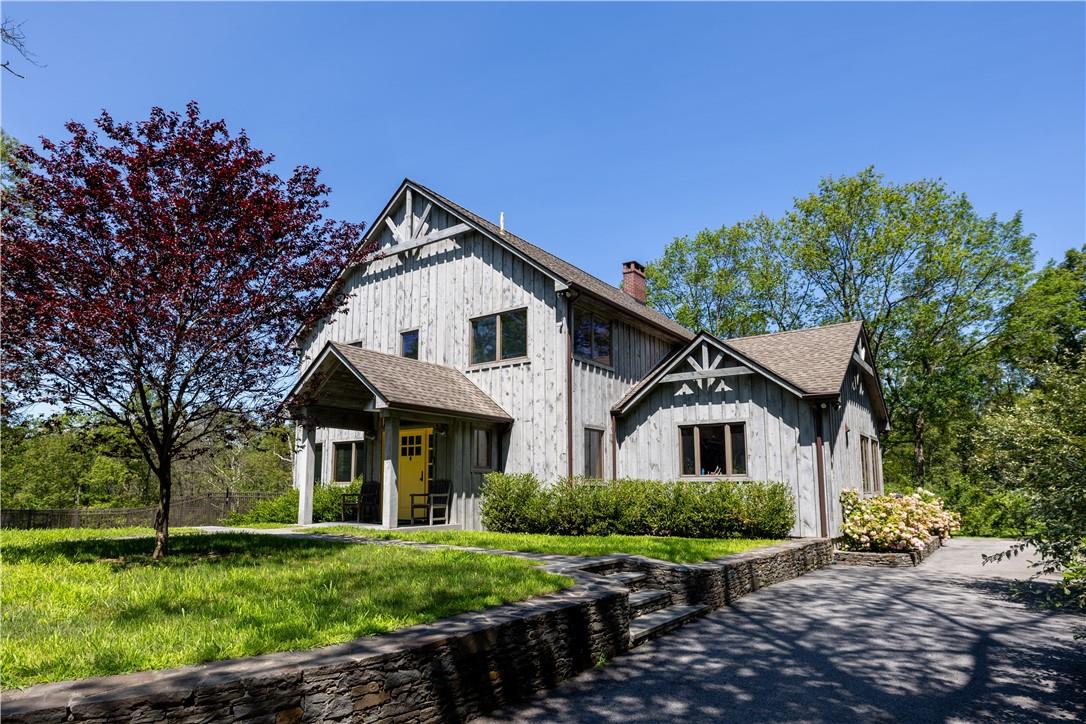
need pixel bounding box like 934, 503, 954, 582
813, 404, 829, 538
564, 291, 578, 479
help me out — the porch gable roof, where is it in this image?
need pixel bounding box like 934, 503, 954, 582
288, 342, 512, 423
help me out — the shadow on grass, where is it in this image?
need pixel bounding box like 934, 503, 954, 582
2, 532, 349, 568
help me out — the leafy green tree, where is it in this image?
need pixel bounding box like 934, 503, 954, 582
647, 167, 1035, 486
972, 357, 1086, 602
998, 245, 1086, 383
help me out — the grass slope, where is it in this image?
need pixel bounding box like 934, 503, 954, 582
1, 528, 569, 688
317, 528, 782, 564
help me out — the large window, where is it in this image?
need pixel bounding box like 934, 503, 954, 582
860, 435, 882, 494
472, 428, 493, 470
584, 428, 604, 479
679, 423, 746, 477
400, 329, 419, 359
471, 308, 528, 365
333, 440, 366, 483
574, 310, 612, 366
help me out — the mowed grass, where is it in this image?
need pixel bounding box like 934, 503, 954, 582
0, 528, 570, 689
316, 528, 782, 564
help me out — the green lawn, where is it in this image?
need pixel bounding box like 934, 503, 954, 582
315, 528, 783, 564
0, 528, 570, 689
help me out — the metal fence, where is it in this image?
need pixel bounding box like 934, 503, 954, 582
0, 492, 282, 529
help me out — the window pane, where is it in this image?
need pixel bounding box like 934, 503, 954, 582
730, 424, 746, 475
354, 442, 365, 481
574, 313, 594, 359
699, 425, 726, 476
584, 429, 603, 478
593, 319, 612, 366
680, 428, 696, 476
400, 330, 419, 359
313, 443, 323, 483
334, 443, 352, 482
471, 316, 497, 364
473, 429, 491, 469
500, 308, 527, 359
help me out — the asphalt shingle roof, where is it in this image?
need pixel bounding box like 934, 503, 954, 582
725, 320, 865, 397
330, 342, 512, 422
613, 321, 867, 414
406, 180, 694, 341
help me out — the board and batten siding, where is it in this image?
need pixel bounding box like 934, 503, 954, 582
823, 359, 882, 536
570, 314, 674, 480
297, 194, 570, 527
614, 345, 823, 537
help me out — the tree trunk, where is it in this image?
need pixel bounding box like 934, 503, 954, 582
152, 456, 172, 559
913, 411, 926, 485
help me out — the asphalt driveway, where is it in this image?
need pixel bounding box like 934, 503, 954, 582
481, 539, 1085, 723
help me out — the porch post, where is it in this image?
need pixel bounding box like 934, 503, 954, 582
381, 413, 399, 529
296, 424, 316, 525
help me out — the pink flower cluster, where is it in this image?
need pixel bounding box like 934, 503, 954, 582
840, 487, 961, 553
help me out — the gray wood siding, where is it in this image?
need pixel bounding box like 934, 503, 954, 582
824, 359, 882, 535
299, 194, 569, 522
570, 316, 674, 479
614, 343, 822, 537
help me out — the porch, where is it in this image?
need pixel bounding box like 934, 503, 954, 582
286, 342, 512, 529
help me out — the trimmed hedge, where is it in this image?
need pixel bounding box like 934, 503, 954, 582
481, 474, 796, 539
224, 481, 364, 525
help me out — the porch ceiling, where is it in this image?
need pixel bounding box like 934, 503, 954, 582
286, 341, 512, 424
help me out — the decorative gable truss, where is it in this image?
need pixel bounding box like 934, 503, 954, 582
613, 332, 812, 416
665, 341, 753, 397
376, 187, 473, 260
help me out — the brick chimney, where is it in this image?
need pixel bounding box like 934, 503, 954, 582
621, 260, 647, 304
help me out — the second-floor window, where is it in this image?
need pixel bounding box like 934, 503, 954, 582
471, 308, 528, 365
574, 310, 612, 366
400, 329, 419, 359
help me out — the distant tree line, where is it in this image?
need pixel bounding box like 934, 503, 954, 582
1, 414, 294, 510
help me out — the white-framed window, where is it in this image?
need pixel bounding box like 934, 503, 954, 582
679, 423, 747, 477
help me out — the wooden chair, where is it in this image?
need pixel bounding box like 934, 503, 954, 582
409, 479, 450, 525
341, 482, 381, 523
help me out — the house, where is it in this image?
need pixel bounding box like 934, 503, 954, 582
286, 179, 888, 537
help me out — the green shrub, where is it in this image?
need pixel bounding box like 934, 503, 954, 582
225, 481, 364, 525
481, 474, 795, 539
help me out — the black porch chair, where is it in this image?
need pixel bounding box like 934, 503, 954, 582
341, 482, 381, 523
409, 479, 450, 526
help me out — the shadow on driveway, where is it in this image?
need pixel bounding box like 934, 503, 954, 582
482, 540, 1085, 723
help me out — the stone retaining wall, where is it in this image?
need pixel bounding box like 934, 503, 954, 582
2, 539, 829, 724
833, 535, 943, 567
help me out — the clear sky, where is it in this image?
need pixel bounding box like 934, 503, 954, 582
3, 2, 1083, 285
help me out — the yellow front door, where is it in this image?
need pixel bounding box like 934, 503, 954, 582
397, 427, 431, 522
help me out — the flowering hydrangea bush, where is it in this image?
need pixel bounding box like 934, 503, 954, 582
840, 488, 962, 553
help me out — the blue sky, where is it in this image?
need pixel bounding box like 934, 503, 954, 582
3, 2, 1083, 284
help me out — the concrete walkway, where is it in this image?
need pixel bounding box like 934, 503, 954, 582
481, 538, 1085, 723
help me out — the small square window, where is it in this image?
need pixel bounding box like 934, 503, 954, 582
401, 329, 419, 359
